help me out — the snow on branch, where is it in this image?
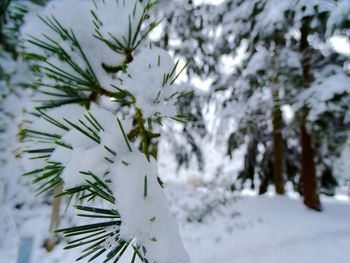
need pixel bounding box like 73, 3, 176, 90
19, 0, 191, 262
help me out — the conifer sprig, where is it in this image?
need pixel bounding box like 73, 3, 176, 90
26, 15, 103, 108
54, 205, 147, 262
20, 1, 189, 262
93, 0, 161, 56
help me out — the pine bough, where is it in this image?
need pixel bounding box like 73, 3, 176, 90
19, 0, 191, 262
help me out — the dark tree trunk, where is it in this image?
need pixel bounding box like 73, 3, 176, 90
272, 89, 285, 194
0, 2, 6, 45
299, 20, 322, 211
300, 118, 322, 211
259, 147, 273, 195
244, 135, 258, 189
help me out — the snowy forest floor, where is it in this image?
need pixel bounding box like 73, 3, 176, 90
1, 184, 350, 263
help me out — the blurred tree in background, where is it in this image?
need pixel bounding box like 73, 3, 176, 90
153, 0, 350, 211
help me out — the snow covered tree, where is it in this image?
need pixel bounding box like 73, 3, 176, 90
152, 1, 243, 183
217, 0, 350, 210
0, 0, 31, 100
155, 0, 350, 202
19, 1, 191, 262
300, 1, 350, 196
157, 0, 210, 172
1, 0, 46, 177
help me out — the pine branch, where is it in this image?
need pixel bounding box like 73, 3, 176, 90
55, 205, 144, 263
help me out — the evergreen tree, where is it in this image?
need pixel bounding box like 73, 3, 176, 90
158, 1, 350, 202
217, 0, 350, 210
153, 0, 242, 182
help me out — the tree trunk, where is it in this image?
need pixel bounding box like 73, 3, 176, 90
258, 147, 273, 195
299, 20, 322, 211
245, 134, 258, 189
300, 117, 322, 211
272, 89, 285, 194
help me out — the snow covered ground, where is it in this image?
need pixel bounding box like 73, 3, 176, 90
1, 184, 350, 263
182, 192, 350, 263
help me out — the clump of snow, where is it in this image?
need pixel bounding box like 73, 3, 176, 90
113, 151, 191, 263
21, 0, 125, 91
94, 0, 144, 47
50, 104, 132, 188
118, 47, 182, 118
23, 103, 133, 188
243, 46, 270, 76
329, 35, 350, 56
